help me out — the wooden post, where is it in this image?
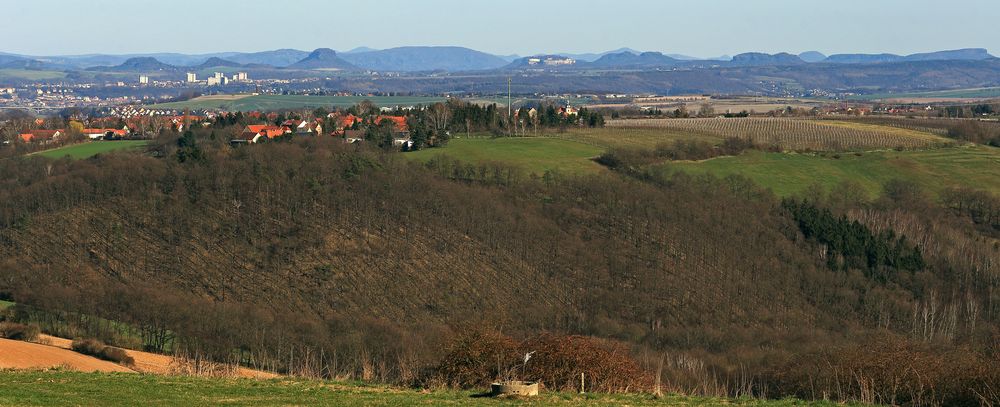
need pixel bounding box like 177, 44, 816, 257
580, 372, 585, 394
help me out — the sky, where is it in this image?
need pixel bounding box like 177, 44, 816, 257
3, 0, 998, 58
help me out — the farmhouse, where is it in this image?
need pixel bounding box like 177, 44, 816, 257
343, 130, 365, 143
18, 129, 63, 143
282, 119, 323, 134
301, 119, 322, 134
376, 115, 409, 134
82, 128, 128, 140
233, 125, 292, 144
559, 105, 579, 117
375, 115, 412, 146
328, 113, 362, 131
234, 131, 266, 144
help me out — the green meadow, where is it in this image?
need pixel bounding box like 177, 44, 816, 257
652, 146, 1000, 197
0, 69, 68, 81
33, 141, 149, 160
405, 137, 605, 175
859, 86, 1000, 100
0, 371, 860, 407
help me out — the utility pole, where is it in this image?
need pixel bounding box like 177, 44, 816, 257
507, 76, 512, 119
507, 77, 513, 136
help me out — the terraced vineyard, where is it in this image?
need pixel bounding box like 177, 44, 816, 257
607, 118, 953, 151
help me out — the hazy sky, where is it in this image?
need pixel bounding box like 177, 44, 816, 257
3, 0, 997, 57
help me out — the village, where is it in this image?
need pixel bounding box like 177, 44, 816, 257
7, 97, 597, 152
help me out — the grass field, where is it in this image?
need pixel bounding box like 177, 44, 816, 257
0, 371, 858, 406
606, 118, 951, 151
406, 137, 605, 175
33, 141, 149, 160
0, 300, 12, 310
653, 145, 1000, 197
0, 69, 68, 81
148, 95, 448, 111
551, 127, 723, 149
401, 125, 995, 199
859, 87, 1000, 101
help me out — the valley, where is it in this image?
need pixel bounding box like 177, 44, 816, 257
2, 2, 1000, 406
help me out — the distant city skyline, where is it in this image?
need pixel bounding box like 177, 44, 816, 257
2, 0, 997, 58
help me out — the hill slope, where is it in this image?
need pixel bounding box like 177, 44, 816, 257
225, 49, 309, 67
340, 46, 509, 71
287, 48, 356, 70
91, 57, 176, 72
192, 57, 243, 69
591, 52, 680, 68
0, 136, 995, 404
729, 52, 806, 66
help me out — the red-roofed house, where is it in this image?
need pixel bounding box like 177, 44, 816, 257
328, 113, 362, 131
82, 128, 128, 140
375, 116, 412, 147
558, 105, 579, 117
235, 125, 291, 143
376, 116, 409, 133
19, 129, 63, 143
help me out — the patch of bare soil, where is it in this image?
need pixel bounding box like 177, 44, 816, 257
36, 334, 277, 379
0, 337, 134, 373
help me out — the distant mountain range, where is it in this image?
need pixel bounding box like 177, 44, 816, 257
224, 49, 309, 67
824, 48, 994, 64
729, 52, 807, 67
590, 52, 681, 68
88, 57, 177, 72
0, 47, 994, 74
797, 51, 828, 63
339, 46, 508, 72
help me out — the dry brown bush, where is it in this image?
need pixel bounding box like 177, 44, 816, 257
0, 322, 40, 341
71, 338, 135, 366
520, 333, 652, 393
769, 334, 1000, 406
426, 329, 650, 394
424, 328, 518, 389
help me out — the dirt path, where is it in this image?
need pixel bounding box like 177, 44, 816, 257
0, 337, 134, 373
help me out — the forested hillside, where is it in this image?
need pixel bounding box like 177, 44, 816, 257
0, 131, 997, 405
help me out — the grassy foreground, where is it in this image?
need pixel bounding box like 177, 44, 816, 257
654, 145, 1000, 197
33, 141, 149, 160
406, 137, 605, 175
0, 371, 855, 406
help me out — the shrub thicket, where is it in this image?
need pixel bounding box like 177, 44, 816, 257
0, 322, 40, 341
71, 338, 135, 366
427, 329, 650, 393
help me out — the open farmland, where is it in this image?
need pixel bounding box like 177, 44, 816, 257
652, 145, 1000, 197
148, 95, 448, 111
607, 118, 952, 151
32, 141, 149, 160
551, 127, 723, 149
405, 137, 604, 175
857, 86, 1000, 102
0, 69, 68, 81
